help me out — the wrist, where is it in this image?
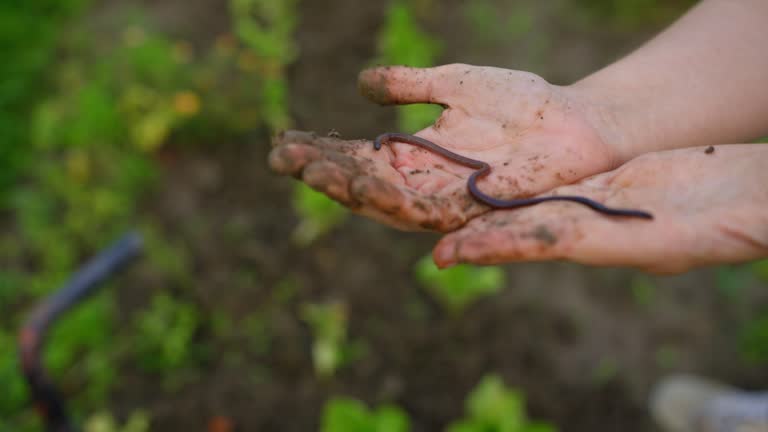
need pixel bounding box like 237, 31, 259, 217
560, 79, 651, 163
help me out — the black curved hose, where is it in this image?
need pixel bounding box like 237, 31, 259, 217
17, 232, 143, 432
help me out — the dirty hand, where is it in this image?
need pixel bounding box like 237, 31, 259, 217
433, 144, 768, 274
269, 64, 627, 231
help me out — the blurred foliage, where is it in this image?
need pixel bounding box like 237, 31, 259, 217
574, 0, 696, 30
415, 256, 506, 314
1, 0, 298, 427
321, 398, 411, 432
740, 314, 768, 364
447, 375, 556, 432
231, 0, 352, 246
716, 265, 753, 302
0, 330, 31, 421
321, 375, 554, 432
0, 1, 90, 204
84, 411, 150, 432
292, 183, 348, 247
378, 0, 443, 132
230, 0, 297, 131
630, 274, 656, 308
301, 302, 365, 378
134, 293, 202, 374
462, 0, 534, 44
45, 293, 117, 407
751, 259, 768, 282
0, 27, 197, 427
714, 263, 768, 365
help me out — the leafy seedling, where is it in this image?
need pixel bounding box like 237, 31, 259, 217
415, 255, 505, 314
292, 183, 347, 246
321, 397, 410, 432
377, 1, 443, 132
740, 314, 768, 364
301, 302, 364, 378
447, 374, 556, 432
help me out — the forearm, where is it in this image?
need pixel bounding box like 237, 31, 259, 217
568, 0, 768, 161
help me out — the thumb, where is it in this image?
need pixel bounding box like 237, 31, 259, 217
358, 64, 465, 106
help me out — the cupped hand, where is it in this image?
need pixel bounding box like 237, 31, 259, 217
269, 64, 625, 231
433, 145, 768, 274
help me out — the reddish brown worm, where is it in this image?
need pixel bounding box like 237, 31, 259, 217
374, 133, 653, 219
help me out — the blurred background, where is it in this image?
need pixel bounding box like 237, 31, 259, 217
3, 0, 768, 431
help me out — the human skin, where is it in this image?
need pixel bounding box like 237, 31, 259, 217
268, 0, 768, 270
433, 144, 768, 274
270, 65, 620, 232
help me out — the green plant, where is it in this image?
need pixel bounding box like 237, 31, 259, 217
462, 0, 533, 43
134, 293, 201, 373
272, 276, 301, 304
321, 397, 410, 432
45, 293, 117, 407
321, 377, 553, 432
740, 314, 768, 364
715, 265, 753, 302
377, 1, 443, 132
0, 330, 29, 418
447, 375, 556, 432
415, 256, 505, 314
231, 0, 344, 247
0, 1, 90, 204
230, 0, 298, 131
630, 274, 656, 308
573, 0, 695, 31
84, 411, 150, 432
301, 302, 363, 378
292, 183, 348, 246
750, 259, 768, 282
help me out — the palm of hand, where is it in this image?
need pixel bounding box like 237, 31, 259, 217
433, 145, 768, 274
269, 64, 620, 231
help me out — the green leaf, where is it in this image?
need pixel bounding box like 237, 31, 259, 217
446, 420, 485, 432
377, 1, 442, 132
321, 398, 410, 432
630, 274, 655, 308
135, 293, 201, 372
750, 259, 768, 282
373, 405, 411, 432
301, 302, 361, 378
523, 423, 557, 432
740, 314, 768, 364
447, 374, 558, 432
466, 375, 525, 429
379, 2, 441, 67
321, 398, 373, 432
292, 183, 347, 246
415, 256, 505, 313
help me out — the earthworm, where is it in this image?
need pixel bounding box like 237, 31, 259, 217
374, 133, 654, 220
